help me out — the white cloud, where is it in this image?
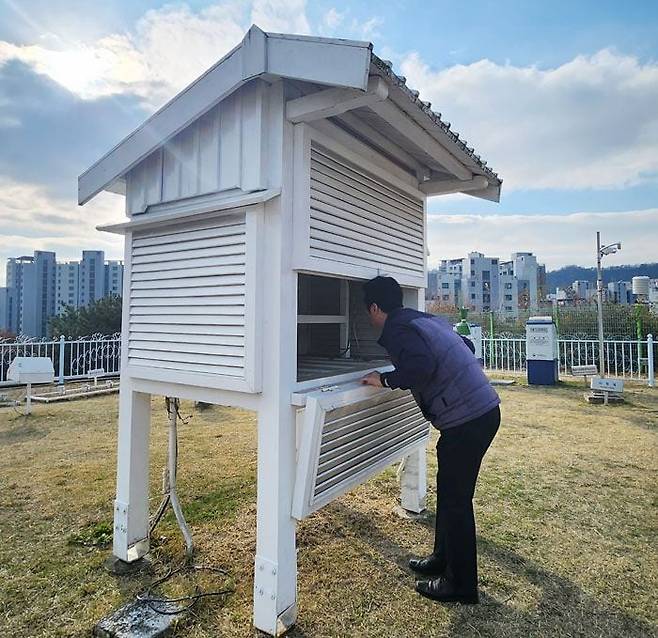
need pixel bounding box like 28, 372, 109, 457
355, 16, 383, 40
427, 208, 658, 270
251, 0, 310, 34
400, 49, 658, 191
322, 8, 344, 30
0, 177, 124, 284
0, 1, 310, 107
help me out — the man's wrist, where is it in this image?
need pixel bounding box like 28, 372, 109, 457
379, 372, 389, 388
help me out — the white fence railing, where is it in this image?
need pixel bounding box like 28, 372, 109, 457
0, 335, 121, 386
483, 335, 656, 386
1, 334, 655, 387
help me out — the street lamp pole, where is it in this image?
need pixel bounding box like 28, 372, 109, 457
596, 232, 605, 376
595, 232, 622, 378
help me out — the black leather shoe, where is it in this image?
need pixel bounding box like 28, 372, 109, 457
415, 577, 479, 604
408, 555, 446, 577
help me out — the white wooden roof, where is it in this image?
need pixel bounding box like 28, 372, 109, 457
79, 25, 502, 206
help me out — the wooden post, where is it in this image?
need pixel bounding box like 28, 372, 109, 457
26, 382, 32, 415
253, 101, 298, 636
58, 334, 65, 385
113, 380, 151, 562
400, 287, 427, 513
648, 334, 655, 388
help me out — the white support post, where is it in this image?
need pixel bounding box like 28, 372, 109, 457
25, 382, 32, 415
253, 88, 298, 636
253, 400, 298, 635
400, 447, 427, 513
58, 335, 65, 385
648, 334, 655, 388
399, 286, 428, 513
112, 381, 152, 562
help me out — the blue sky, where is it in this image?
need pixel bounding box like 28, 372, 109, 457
1, 0, 657, 281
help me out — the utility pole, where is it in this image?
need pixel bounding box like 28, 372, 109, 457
596, 232, 622, 377
596, 232, 605, 377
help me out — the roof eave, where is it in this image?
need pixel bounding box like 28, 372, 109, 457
78, 26, 372, 206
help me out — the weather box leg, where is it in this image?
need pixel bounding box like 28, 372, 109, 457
26, 382, 32, 415
112, 382, 151, 563
253, 405, 298, 636
400, 446, 427, 514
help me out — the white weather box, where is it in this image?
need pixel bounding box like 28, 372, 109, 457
526, 316, 558, 360
467, 325, 483, 360
301, 141, 426, 287
7, 357, 55, 384
125, 208, 264, 393
526, 316, 559, 385
292, 381, 430, 519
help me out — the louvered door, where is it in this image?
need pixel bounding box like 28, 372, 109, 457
292, 384, 430, 519
126, 209, 262, 392
293, 126, 426, 288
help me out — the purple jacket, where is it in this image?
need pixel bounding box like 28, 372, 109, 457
378, 308, 500, 430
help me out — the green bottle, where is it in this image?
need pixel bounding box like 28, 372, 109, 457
455, 307, 471, 336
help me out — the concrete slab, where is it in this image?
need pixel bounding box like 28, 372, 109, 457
93, 599, 184, 638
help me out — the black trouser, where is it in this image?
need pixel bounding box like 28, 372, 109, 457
432, 405, 500, 595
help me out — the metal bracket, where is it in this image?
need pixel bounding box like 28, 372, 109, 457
254, 556, 278, 603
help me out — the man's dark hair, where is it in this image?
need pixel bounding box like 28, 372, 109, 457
363, 276, 403, 312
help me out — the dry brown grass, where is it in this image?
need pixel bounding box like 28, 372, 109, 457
0, 379, 657, 637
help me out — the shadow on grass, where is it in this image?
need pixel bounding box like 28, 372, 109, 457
327, 502, 655, 638
0, 417, 49, 444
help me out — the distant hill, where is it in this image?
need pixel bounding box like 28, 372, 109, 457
546, 263, 658, 291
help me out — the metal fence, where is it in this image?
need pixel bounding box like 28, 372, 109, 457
484, 335, 656, 385
0, 334, 121, 386
0, 333, 655, 387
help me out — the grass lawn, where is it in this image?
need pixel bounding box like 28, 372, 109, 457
0, 380, 657, 637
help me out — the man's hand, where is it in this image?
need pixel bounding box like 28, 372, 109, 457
361, 372, 383, 387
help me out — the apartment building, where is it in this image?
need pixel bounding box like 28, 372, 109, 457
572, 280, 595, 302
607, 281, 631, 305
105, 261, 124, 297
1, 250, 124, 337
498, 260, 519, 318
461, 252, 500, 313
56, 262, 80, 312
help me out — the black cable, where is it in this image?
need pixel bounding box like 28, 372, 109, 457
136, 564, 234, 615
141, 398, 233, 615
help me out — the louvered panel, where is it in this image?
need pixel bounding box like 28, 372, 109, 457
128, 349, 243, 367
312, 156, 423, 227
130, 340, 244, 357
312, 147, 423, 211
129, 323, 245, 337
292, 386, 430, 519
311, 173, 423, 237
308, 144, 425, 278
128, 214, 248, 381
130, 314, 244, 325
311, 201, 423, 251
131, 285, 244, 298
132, 244, 245, 263
132, 255, 245, 274
130, 332, 244, 347
131, 274, 246, 290
132, 226, 245, 252
131, 304, 244, 315
129, 358, 243, 377
131, 294, 244, 306
132, 264, 244, 281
